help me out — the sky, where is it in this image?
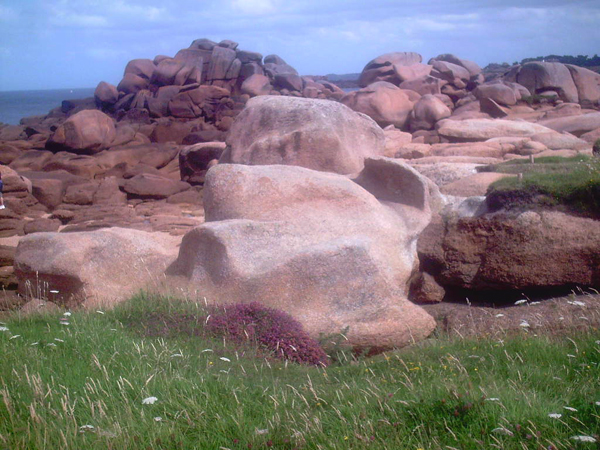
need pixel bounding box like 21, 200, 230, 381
0, 0, 599, 91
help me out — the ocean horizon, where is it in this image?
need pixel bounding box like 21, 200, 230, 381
0, 87, 96, 126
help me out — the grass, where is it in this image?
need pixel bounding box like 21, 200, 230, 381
0, 292, 599, 449
483, 156, 600, 216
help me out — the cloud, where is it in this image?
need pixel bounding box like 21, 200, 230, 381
231, 0, 277, 15
110, 1, 168, 21
49, 12, 108, 27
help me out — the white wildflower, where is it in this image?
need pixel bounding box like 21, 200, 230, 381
567, 354, 576, 358
79, 425, 95, 433
495, 314, 504, 318
567, 300, 586, 307
530, 301, 541, 305
255, 428, 269, 435
563, 406, 578, 412
47, 343, 57, 347
492, 427, 514, 436
96, 310, 105, 315
519, 320, 530, 328
485, 398, 500, 402
54, 338, 64, 342
9, 335, 20, 340
559, 316, 565, 321
110, 329, 117, 331
63, 312, 72, 317
60, 322, 70, 326
201, 349, 213, 353
142, 396, 158, 405
0, 326, 9, 332
548, 413, 562, 419
31, 342, 39, 346
220, 357, 231, 362
154, 417, 162, 422
571, 435, 596, 443
49, 290, 59, 294
595, 401, 600, 406
595, 340, 600, 345
514, 299, 528, 305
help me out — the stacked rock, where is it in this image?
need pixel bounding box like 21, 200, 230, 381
94, 38, 346, 132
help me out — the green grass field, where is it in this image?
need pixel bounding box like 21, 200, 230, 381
484, 156, 600, 216
1, 294, 599, 449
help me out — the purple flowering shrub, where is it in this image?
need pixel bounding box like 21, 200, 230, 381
204, 302, 329, 366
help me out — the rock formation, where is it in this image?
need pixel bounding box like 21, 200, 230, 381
166, 160, 437, 349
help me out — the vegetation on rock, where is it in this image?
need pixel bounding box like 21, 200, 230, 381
484, 156, 600, 217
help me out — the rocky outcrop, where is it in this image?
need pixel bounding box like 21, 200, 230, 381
436, 118, 554, 142
341, 82, 418, 129
221, 96, 385, 175
167, 160, 437, 349
46, 110, 116, 154
505, 61, 600, 106
419, 211, 600, 291
14, 227, 180, 308
359, 52, 423, 87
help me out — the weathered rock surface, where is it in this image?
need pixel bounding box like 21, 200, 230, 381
538, 112, 600, 137
437, 118, 554, 142
359, 52, 423, 87
221, 96, 385, 175
409, 94, 451, 131
341, 82, 417, 129
46, 110, 116, 154
14, 227, 180, 308
167, 161, 437, 349
419, 211, 600, 291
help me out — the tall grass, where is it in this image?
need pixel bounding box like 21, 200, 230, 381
0, 293, 598, 449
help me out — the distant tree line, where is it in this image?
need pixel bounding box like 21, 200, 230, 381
518, 54, 600, 67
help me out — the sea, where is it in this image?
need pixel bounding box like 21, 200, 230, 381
0, 88, 95, 126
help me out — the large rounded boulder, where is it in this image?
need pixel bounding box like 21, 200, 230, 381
46, 110, 116, 154
341, 81, 418, 130
220, 96, 385, 175
167, 159, 437, 349
14, 228, 180, 308
359, 52, 423, 87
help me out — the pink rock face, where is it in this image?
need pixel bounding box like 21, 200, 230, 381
428, 54, 482, 77
437, 118, 554, 142
241, 74, 272, 97
117, 73, 149, 95
167, 160, 437, 349
409, 94, 451, 131
221, 96, 385, 175
123, 173, 191, 199
14, 228, 180, 308
538, 112, 600, 137
124, 59, 155, 80
565, 65, 600, 106
474, 83, 518, 106
359, 52, 423, 87
94, 81, 119, 105
46, 110, 116, 154
341, 81, 417, 130
431, 61, 470, 83
399, 75, 446, 96
510, 62, 579, 103
394, 63, 432, 83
